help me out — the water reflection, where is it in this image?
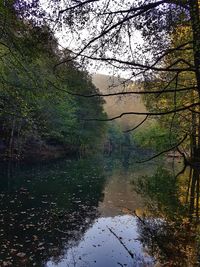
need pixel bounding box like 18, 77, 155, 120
47, 216, 153, 267
137, 216, 198, 266
134, 165, 200, 266
1, 155, 199, 266
0, 155, 157, 267
98, 165, 145, 217
45, 158, 155, 267
0, 158, 106, 266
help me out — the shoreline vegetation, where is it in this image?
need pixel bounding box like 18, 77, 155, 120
0, 4, 107, 162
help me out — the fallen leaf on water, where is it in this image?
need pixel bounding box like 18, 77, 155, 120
3, 261, 12, 266
16, 252, 26, 258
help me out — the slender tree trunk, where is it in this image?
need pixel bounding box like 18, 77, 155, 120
8, 117, 16, 159
186, 166, 192, 204
189, 0, 200, 90
196, 174, 199, 221
190, 0, 200, 156
17, 119, 22, 158
189, 168, 197, 220
191, 111, 197, 158
188, 1, 200, 221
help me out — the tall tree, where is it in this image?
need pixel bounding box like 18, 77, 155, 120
6, 0, 200, 217
47, 0, 200, 214
0, 1, 106, 159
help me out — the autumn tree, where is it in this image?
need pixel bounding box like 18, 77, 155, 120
7, 0, 200, 218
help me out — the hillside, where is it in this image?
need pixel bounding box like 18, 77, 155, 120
92, 74, 146, 130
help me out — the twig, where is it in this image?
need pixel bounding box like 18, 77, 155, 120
136, 134, 187, 163
123, 115, 148, 133
86, 104, 200, 121
107, 227, 134, 258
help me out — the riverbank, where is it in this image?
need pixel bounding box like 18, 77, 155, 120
0, 140, 79, 163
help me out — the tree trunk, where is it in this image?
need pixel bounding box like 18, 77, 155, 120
8, 117, 16, 159
189, 168, 197, 220
188, 1, 200, 220
190, 0, 200, 90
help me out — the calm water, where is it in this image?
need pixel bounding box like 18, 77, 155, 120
0, 155, 198, 266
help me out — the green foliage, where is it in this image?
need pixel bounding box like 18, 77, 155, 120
135, 166, 185, 219
107, 123, 124, 144
142, 24, 195, 155
0, 5, 107, 159
132, 120, 178, 152
106, 122, 132, 149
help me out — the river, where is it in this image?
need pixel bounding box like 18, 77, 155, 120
0, 154, 199, 266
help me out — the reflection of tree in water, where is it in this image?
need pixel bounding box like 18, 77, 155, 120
0, 158, 106, 266
134, 166, 199, 266
135, 167, 186, 218
185, 166, 200, 222
136, 216, 197, 266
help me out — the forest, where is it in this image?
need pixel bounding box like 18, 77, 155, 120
0, 1, 107, 160
1, 0, 200, 266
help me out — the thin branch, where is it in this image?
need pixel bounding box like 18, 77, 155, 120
152, 42, 193, 68
121, 208, 172, 256
100, 0, 188, 15
86, 103, 200, 121
107, 227, 134, 258
54, 1, 170, 69
154, 41, 192, 57
72, 54, 194, 73
58, 0, 99, 16
156, 72, 179, 98
123, 115, 148, 133
136, 134, 188, 163
175, 163, 187, 179
48, 80, 197, 97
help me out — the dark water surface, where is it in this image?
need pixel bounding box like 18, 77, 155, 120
0, 155, 199, 266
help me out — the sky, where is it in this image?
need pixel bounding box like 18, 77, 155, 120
39, 0, 145, 79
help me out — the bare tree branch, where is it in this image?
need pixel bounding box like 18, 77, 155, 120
107, 227, 134, 259
67, 54, 194, 73
58, 0, 99, 16
86, 103, 200, 121
54, 0, 174, 69
48, 80, 197, 97
136, 134, 188, 163
123, 115, 149, 133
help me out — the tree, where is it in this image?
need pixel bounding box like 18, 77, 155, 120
7, 0, 200, 218
19, 0, 198, 149
0, 1, 107, 159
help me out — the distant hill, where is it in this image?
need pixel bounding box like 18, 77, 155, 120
92, 74, 146, 130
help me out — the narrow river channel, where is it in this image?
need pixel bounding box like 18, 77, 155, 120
0, 154, 198, 266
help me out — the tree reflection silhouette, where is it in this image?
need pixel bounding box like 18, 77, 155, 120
0, 158, 106, 266
135, 166, 199, 266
